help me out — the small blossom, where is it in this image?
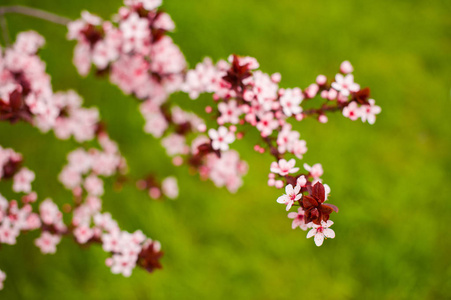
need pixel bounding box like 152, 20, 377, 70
256, 112, 279, 137
271, 159, 299, 176
340, 60, 354, 74
84, 175, 104, 196
297, 175, 307, 187
35, 231, 61, 254
342, 101, 361, 121
218, 100, 241, 124
208, 126, 235, 151
279, 88, 303, 117
306, 220, 335, 246
74, 225, 94, 244
360, 99, 381, 125
331, 74, 360, 97
304, 163, 323, 179
288, 208, 309, 230
277, 184, 302, 211
12, 168, 35, 193
161, 176, 178, 199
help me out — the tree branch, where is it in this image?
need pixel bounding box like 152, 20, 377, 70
0, 5, 72, 26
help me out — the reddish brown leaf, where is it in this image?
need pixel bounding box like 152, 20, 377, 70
303, 195, 318, 209
323, 203, 339, 213
312, 182, 325, 202
319, 204, 333, 215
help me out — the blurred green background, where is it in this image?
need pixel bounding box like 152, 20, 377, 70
0, 0, 450, 299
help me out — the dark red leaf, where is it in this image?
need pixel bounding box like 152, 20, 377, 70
319, 204, 333, 215
322, 203, 339, 213
312, 182, 325, 202
303, 195, 318, 209
353, 87, 371, 104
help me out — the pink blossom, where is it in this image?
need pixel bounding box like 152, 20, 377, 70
307, 220, 335, 246
277, 184, 302, 211
303, 163, 323, 179
39, 198, 62, 225
340, 60, 354, 74
67, 148, 92, 174
153, 12, 175, 31
13, 31, 45, 54
318, 114, 328, 123
279, 88, 303, 117
35, 231, 61, 254
143, 112, 168, 138
291, 139, 308, 159
102, 231, 122, 253
120, 13, 150, 53
270, 159, 299, 176
84, 175, 104, 196
304, 83, 319, 98
0, 219, 19, 245
331, 74, 360, 97
161, 177, 178, 199
161, 134, 188, 156
204, 150, 247, 193
208, 126, 235, 151
360, 99, 381, 125
256, 112, 279, 137
12, 167, 35, 193
110, 253, 136, 277
316, 75, 327, 85
218, 100, 242, 124
297, 175, 307, 187
92, 40, 118, 69
58, 167, 83, 189
73, 43, 92, 76
342, 101, 361, 121
74, 225, 94, 244
288, 208, 309, 230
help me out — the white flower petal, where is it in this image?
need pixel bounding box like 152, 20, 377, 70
314, 233, 325, 246
324, 228, 335, 239
277, 195, 288, 204
306, 228, 316, 239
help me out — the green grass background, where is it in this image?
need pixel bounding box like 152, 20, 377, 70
0, 0, 450, 299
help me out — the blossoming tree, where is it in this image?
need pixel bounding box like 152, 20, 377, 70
0, 0, 381, 290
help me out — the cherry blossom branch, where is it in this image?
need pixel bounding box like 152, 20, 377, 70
0, 0, 382, 291
0, 6, 71, 26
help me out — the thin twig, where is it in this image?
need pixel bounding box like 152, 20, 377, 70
0, 11, 10, 46
0, 5, 72, 26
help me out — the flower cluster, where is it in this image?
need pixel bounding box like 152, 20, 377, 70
0, 31, 102, 142
0, 144, 164, 289
180, 55, 380, 245
67, 5, 251, 193
59, 132, 126, 194
52, 90, 100, 142
0, 30, 168, 290
0, 31, 57, 129
67, 0, 185, 100
0, 146, 35, 193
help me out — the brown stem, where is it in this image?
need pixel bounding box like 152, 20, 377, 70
302, 102, 348, 117
0, 6, 72, 26
263, 136, 281, 160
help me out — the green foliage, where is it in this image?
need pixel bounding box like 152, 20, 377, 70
0, 0, 450, 299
